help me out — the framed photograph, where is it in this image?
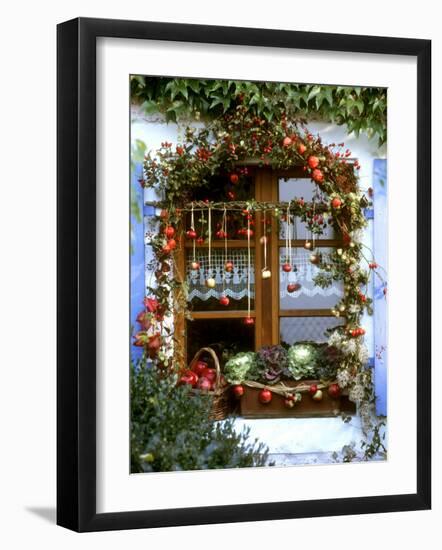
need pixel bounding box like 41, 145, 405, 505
57, 17, 431, 532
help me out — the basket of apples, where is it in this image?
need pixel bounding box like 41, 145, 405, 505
178, 347, 231, 420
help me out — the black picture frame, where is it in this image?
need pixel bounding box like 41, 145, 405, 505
57, 17, 431, 532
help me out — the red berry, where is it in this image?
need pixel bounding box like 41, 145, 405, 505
312, 169, 324, 183
308, 156, 320, 169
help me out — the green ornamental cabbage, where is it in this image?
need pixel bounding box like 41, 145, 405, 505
287, 343, 318, 380
224, 352, 257, 384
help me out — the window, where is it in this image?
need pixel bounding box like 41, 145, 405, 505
178, 166, 345, 364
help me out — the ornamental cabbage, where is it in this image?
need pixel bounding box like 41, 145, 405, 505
287, 343, 318, 380
224, 352, 257, 384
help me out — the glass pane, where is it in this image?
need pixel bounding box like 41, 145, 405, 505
279, 247, 343, 309
280, 316, 345, 345
186, 318, 255, 365
187, 248, 255, 311
279, 178, 336, 240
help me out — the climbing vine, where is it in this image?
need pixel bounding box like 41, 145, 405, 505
131, 77, 387, 146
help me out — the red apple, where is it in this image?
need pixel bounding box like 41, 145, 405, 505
191, 261, 200, 270
191, 360, 208, 377
298, 143, 307, 155
230, 173, 239, 184
164, 226, 175, 239
259, 388, 272, 404
201, 368, 217, 384
196, 236, 205, 245
232, 385, 244, 398
219, 295, 230, 306
328, 383, 341, 399
244, 317, 255, 326
331, 197, 342, 208
282, 136, 292, 147
186, 229, 197, 239
287, 282, 301, 293
282, 263, 292, 273
197, 377, 212, 392
178, 369, 198, 387
309, 384, 318, 396
161, 244, 171, 255
225, 261, 234, 272
308, 155, 320, 169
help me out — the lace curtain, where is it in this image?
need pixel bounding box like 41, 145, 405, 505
187, 249, 255, 301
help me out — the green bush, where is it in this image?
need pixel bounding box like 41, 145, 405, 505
131, 361, 269, 472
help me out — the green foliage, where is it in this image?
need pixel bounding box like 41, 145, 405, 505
131, 361, 268, 472
131, 77, 387, 146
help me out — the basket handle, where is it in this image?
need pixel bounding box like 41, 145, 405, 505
189, 347, 222, 391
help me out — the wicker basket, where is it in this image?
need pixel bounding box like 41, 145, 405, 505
189, 347, 231, 421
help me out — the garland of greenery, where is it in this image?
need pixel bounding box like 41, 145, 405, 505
134, 104, 386, 440
131, 77, 387, 145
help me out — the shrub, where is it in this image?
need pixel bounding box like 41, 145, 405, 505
131, 361, 268, 472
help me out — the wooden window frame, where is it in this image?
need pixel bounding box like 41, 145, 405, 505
178, 166, 344, 362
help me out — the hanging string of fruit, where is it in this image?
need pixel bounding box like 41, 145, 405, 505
261, 209, 271, 280
189, 203, 200, 271
219, 206, 230, 307
205, 206, 216, 289
244, 206, 254, 326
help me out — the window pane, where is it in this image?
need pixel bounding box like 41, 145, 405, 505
279, 247, 343, 309
186, 318, 255, 364
187, 248, 255, 311
280, 316, 345, 345
279, 178, 336, 240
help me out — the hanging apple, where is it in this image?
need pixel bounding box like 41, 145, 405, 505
309, 384, 318, 396
186, 229, 197, 239
225, 261, 234, 272
328, 383, 341, 398
312, 389, 323, 401
206, 278, 216, 288
282, 263, 291, 272
196, 236, 205, 246
259, 388, 272, 404
259, 235, 267, 244
232, 385, 244, 398
287, 282, 301, 293
308, 155, 319, 169
219, 295, 230, 306
262, 269, 271, 279
164, 226, 175, 239
304, 241, 312, 250
243, 317, 255, 325
309, 253, 320, 264
230, 173, 239, 184
191, 261, 200, 270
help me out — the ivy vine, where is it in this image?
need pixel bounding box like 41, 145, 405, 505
131, 77, 387, 146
